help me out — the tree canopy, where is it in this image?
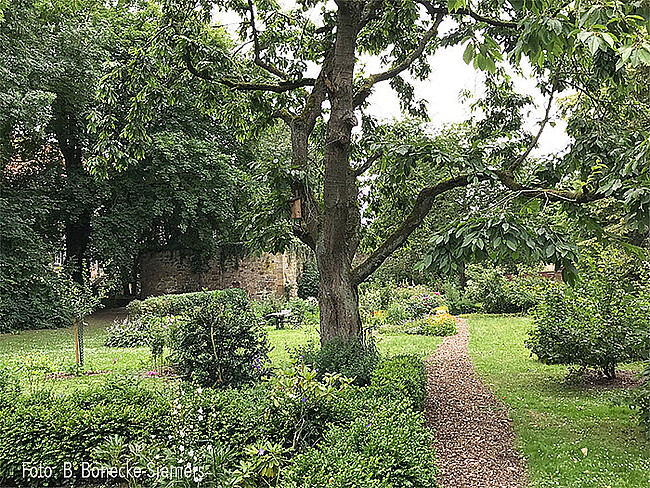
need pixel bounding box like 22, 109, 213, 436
79, 0, 650, 341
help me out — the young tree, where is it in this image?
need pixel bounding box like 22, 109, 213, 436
94, 0, 650, 343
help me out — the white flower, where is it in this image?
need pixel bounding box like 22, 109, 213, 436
197, 387, 203, 394
179, 445, 185, 452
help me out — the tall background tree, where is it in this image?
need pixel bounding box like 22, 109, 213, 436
92, 0, 650, 343
1, 0, 254, 331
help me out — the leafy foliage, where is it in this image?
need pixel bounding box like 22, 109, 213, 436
168, 289, 270, 387
297, 260, 319, 299
282, 398, 436, 488
370, 355, 427, 410
0, 376, 171, 487
104, 317, 149, 348
298, 337, 379, 387
526, 256, 648, 378
126, 290, 221, 320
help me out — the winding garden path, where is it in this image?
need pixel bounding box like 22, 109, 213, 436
425, 318, 527, 488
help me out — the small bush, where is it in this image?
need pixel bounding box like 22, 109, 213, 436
265, 361, 354, 450
298, 336, 379, 386
526, 277, 646, 378
169, 384, 272, 450
126, 290, 219, 319
286, 297, 319, 328
298, 261, 319, 299
282, 398, 436, 488
168, 288, 270, 387
385, 301, 410, 324
443, 283, 480, 314
403, 292, 445, 318
370, 355, 427, 409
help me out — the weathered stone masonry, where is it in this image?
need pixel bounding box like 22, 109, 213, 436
140, 250, 299, 299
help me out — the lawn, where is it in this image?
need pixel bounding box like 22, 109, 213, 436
0, 310, 158, 393
0, 310, 444, 392
468, 314, 650, 488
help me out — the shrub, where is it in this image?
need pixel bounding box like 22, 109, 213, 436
298, 261, 319, 299
104, 316, 149, 347
526, 276, 646, 378
285, 297, 319, 328
464, 265, 561, 314
169, 384, 272, 450
0, 377, 170, 487
385, 301, 409, 325
370, 355, 427, 409
442, 283, 480, 314
168, 288, 270, 387
282, 398, 436, 488
298, 336, 379, 386
464, 266, 513, 313
403, 292, 445, 318
126, 290, 220, 319
265, 361, 354, 450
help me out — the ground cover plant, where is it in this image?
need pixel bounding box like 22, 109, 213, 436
0, 287, 443, 487
468, 315, 650, 488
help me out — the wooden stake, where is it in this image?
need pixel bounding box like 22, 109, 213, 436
74, 318, 80, 365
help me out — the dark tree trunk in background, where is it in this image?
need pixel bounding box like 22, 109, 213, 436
459, 262, 467, 291
53, 105, 92, 285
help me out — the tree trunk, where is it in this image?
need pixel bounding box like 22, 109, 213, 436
317, 2, 363, 344
317, 250, 362, 342
53, 105, 92, 285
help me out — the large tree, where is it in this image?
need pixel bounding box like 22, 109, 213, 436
94, 0, 650, 343
0, 0, 254, 331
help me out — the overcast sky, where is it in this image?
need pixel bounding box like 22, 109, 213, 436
364, 42, 573, 158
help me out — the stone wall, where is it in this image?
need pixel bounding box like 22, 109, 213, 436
139, 250, 300, 299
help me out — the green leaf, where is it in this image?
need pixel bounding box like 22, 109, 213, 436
463, 42, 475, 65
586, 35, 602, 56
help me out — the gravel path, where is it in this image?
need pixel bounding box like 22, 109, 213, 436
425, 318, 527, 488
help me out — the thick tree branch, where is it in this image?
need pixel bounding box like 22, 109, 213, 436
494, 170, 604, 203
352, 175, 471, 283
353, 167, 607, 284
352, 149, 382, 176
508, 85, 556, 172
182, 49, 315, 92
353, 14, 443, 107
292, 222, 316, 250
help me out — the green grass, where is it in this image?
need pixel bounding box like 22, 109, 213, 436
0, 311, 157, 393
266, 323, 444, 365
0, 313, 443, 393
468, 314, 650, 488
